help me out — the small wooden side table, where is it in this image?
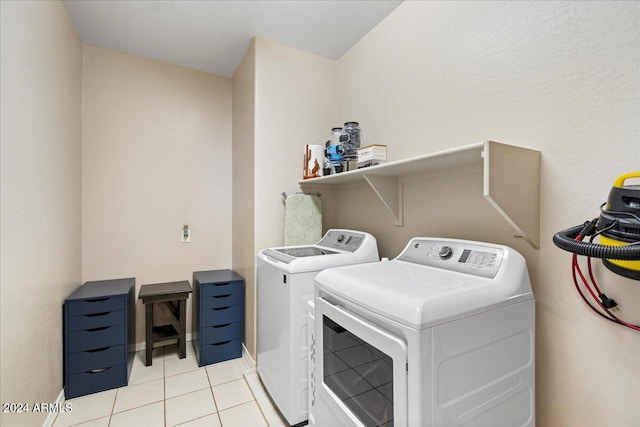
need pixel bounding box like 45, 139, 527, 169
138, 280, 192, 366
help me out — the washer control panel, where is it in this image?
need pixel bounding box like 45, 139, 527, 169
397, 239, 504, 278
318, 230, 365, 252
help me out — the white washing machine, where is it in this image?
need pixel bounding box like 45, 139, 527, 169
312, 237, 535, 427
257, 229, 379, 426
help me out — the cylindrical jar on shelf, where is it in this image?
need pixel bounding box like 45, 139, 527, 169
330, 127, 342, 147
342, 121, 361, 161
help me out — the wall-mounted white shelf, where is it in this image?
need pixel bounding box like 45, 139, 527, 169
299, 141, 541, 249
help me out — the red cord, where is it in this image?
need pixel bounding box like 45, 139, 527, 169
571, 234, 640, 332
572, 254, 616, 323
586, 257, 603, 295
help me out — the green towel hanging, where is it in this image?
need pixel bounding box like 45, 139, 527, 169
283, 194, 322, 246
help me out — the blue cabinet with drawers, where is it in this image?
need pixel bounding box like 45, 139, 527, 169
64, 278, 135, 399
192, 270, 244, 366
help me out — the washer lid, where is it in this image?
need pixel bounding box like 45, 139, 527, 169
259, 247, 368, 273
263, 247, 338, 263
257, 229, 380, 273
315, 238, 533, 329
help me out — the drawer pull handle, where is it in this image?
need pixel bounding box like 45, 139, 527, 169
86, 347, 111, 353
214, 283, 231, 287
213, 294, 231, 299
86, 298, 109, 303
213, 307, 231, 311
211, 341, 231, 346
86, 367, 110, 374
212, 323, 231, 329
85, 312, 110, 318
86, 326, 110, 332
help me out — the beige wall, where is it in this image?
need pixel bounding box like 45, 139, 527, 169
0, 1, 83, 426
82, 45, 233, 343
232, 41, 257, 356
233, 38, 337, 358
2, 2, 638, 425
332, 2, 640, 426
254, 38, 338, 252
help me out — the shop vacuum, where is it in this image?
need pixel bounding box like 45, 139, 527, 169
553, 172, 640, 331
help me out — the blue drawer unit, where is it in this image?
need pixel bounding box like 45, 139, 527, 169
193, 270, 244, 366
64, 278, 135, 399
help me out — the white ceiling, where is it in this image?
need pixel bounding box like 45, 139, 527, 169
63, 0, 403, 77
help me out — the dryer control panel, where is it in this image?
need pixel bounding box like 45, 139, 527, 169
318, 230, 365, 252
397, 239, 504, 278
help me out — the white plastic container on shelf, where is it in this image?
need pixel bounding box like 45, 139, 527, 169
357, 144, 387, 168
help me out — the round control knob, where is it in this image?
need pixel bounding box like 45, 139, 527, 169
337, 234, 345, 242
439, 246, 454, 260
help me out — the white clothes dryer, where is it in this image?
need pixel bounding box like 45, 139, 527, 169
257, 229, 379, 426
312, 237, 535, 427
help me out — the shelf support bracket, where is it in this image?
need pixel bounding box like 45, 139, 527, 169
362, 173, 403, 226
482, 141, 541, 249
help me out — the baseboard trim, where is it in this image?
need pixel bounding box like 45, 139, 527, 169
242, 343, 256, 368
41, 389, 65, 427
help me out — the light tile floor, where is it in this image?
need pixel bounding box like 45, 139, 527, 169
53, 345, 286, 427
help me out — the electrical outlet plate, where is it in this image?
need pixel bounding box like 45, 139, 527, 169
182, 225, 191, 243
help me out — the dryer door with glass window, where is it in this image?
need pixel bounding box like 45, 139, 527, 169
316, 297, 408, 427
